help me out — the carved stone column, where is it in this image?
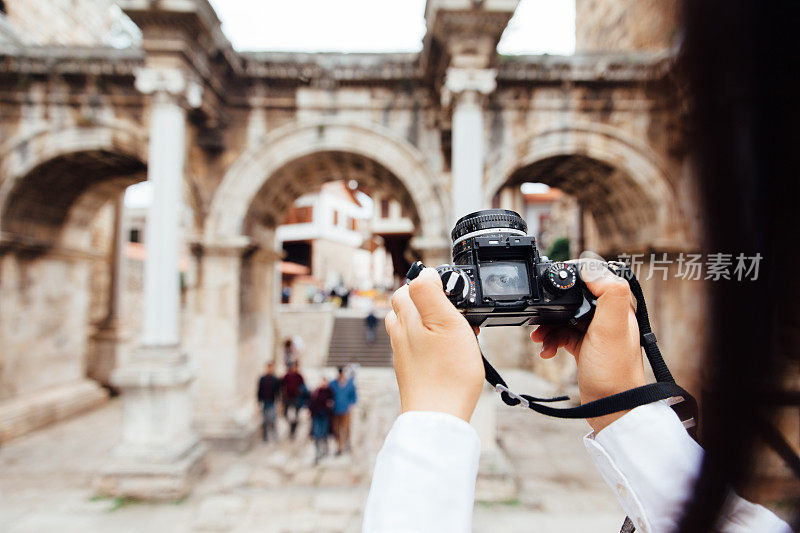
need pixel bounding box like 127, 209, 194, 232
87, 193, 128, 389
96, 68, 206, 500
445, 68, 497, 224
189, 238, 272, 451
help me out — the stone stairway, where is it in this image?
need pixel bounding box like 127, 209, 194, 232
326, 315, 393, 368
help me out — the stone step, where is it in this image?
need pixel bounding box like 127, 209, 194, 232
326, 316, 393, 368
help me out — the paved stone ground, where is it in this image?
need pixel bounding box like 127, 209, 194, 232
0, 368, 626, 532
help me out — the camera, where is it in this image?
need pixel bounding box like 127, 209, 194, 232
407, 209, 596, 327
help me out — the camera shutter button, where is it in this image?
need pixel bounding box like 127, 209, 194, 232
437, 267, 470, 305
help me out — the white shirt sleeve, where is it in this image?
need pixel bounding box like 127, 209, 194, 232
363, 411, 481, 533
584, 401, 792, 533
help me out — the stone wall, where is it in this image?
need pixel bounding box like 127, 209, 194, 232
575, 0, 680, 52
4, 0, 116, 46
275, 306, 336, 370
0, 253, 92, 399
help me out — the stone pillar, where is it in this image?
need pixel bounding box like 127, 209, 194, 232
499, 185, 524, 215
87, 193, 128, 388
96, 68, 206, 500
190, 239, 261, 451
445, 68, 497, 224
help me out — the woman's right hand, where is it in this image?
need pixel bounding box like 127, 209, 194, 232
531, 260, 647, 433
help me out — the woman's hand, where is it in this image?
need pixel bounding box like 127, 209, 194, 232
385, 268, 485, 422
532, 260, 646, 433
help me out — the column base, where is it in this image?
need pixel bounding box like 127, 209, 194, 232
0, 379, 109, 443
194, 407, 260, 452
95, 346, 207, 500
95, 439, 206, 501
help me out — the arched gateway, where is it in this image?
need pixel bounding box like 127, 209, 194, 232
1, 0, 721, 501
0, 124, 147, 441
205, 120, 448, 251
191, 120, 447, 448
485, 125, 690, 253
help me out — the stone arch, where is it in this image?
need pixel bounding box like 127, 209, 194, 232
0, 124, 148, 249
190, 121, 448, 447
485, 124, 687, 252
0, 124, 148, 430
205, 120, 447, 249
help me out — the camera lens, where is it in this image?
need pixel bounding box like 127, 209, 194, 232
451, 209, 528, 244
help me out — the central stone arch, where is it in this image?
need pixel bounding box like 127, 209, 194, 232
205, 120, 447, 251
192, 120, 447, 448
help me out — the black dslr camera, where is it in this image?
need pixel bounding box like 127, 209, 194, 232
407, 209, 596, 327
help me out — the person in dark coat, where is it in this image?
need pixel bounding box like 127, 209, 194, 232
308, 377, 334, 464
281, 363, 306, 438
257, 362, 281, 442
365, 310, 378, 344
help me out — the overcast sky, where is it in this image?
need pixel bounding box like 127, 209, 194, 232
207, 0, 575, 55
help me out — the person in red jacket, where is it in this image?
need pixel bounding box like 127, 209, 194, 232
281, 363, 306, 438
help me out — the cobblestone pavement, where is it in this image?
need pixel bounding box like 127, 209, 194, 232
0, 368, 625, 532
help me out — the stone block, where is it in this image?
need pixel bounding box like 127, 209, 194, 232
0, 379, 108, 443
94, 439, 207, 501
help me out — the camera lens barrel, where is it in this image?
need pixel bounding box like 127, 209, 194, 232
451, 209, 528, 245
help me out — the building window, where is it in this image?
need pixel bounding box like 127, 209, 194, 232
285, 205, 313, 224
129, 228, 141, 243
380, 199, 390, 218
349, 217, 357, 231
333, 210, 339, 226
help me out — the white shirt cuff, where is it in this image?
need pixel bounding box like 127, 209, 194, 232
585, 401, 791, 533
363, 411, 481, 533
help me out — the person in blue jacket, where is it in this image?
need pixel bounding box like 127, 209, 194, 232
329, 366, 357, 455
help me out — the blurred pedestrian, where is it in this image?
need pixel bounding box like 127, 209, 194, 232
365, 309, 378, 344
341, 288, 351, 308
330, 366, 357, 455
308, 377, 334, 464
281, 285, 291, 304
283, 338, 302, 369
256, 362, 281, 442
281, 363, 305, 438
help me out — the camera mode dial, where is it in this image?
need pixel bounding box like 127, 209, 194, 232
436, 266, 471, 306
544, 263, 578, 294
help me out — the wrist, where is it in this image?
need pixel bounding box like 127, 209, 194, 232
400, 389, 478, 423
580, 378, 647, 433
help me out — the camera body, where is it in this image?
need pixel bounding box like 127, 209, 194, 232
408, 209, 596, 327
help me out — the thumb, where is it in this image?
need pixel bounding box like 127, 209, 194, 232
408, 268, 462, 327
579, 260, 635, 332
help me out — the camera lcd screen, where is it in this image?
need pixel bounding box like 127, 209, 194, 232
479, 261, 530, 299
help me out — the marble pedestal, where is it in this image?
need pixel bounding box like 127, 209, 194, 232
95, 346, 206, 500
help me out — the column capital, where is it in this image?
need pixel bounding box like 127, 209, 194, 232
443, 67, 497, 107
135, 67, 203, 109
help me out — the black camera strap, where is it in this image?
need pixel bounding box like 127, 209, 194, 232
480, 267, 698, 533
480, 267, 699, 434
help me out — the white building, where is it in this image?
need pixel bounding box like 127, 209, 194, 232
277, 181, 378, 299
